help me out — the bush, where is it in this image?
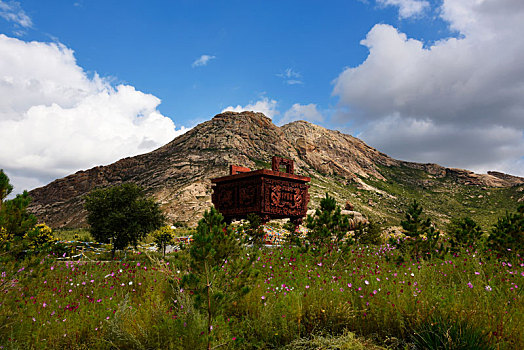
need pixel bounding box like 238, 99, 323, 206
394, 200, 442, 259
0, 190, 37, 238
0, 169, 13, 211
24, 223, 57, 250
487, 205, 523, 256
305, 193, 351, 250
354, 220, 382, 245
241, 213, 265, 246
84, 183, 165, 258
411, 314, 494, 350
447, 217, 484, 252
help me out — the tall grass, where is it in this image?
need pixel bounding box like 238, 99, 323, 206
1, 244, 522, 349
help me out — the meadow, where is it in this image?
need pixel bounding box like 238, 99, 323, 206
1, 241, 522, 349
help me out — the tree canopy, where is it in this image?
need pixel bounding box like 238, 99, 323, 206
84, 183, 165, 256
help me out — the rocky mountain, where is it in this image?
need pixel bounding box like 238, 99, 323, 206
28, 111, 524, 229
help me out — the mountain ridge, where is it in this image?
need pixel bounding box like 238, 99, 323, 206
27, 111, 524, 228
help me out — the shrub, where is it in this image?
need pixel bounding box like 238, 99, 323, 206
447, 217, 484, 252
0, 169, 13, 211
241, 213, 265, 246
24, 223, 56, 250
0, 190, 37, 238
487, 205, 523, 256
305, 193, 351, 251
354, 220, 382, 245
395, 200, 441, 259
411, 313, 494, 350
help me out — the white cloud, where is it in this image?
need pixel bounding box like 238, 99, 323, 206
279, 103, 323, 125
333, 0, 524, 176
192, 54, 216, 67
222, 97, 279, 119
0, 34, 187, 193
0, 1, 32, 28
376, 0, 430, 19
277, 68, 303, 85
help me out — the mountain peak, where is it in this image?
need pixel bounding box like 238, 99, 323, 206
27, 113, 524, 228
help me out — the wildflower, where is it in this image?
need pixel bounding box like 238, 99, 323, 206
347, 283, 352, 288
485, 286, 492, 292
261, 296, 265, 300
467, 282, 473, 289
42, 302, 47, 308
305, 285, 309, 289
364, 280, 369, 285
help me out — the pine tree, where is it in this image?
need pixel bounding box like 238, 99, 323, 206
182, 207, 246, 350
306, 193, 351, 251
488, 205, 523, 257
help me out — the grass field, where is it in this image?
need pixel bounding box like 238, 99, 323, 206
1, 241, 522, 349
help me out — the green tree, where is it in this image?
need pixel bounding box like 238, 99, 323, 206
487, 205, 523, 257
241, 213, 265, 246
84, 183, 165, 258
151, 225, 175, 257
0, 169, 13, 212
182, 207, 245, 350
354, 220, 382, 245
447, 217, 484, 252
305, 193, 351, 250
398, 200, 440, 259
0, 191, 37, 237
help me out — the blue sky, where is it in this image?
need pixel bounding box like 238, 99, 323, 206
1, 0, 523, 193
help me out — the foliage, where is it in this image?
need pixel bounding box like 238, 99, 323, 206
354, 220, 382, 245
241, 213, 265, 246
23, 223, 57, 250
150, 225, 175, 257
0, 190, 37, 238
411, 313, 495, 350
0, 242, 522, 349
84, 183, 165, 257
0, 169, 13, 211
394, 200, 442, 259
182, 206, 247, 349
447, 217, 484, 252
487, 205, 524, 256
284, 330, 386, 349
305, 193, 351, 250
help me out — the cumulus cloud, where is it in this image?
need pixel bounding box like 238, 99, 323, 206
0, 34, 186, 193
192, 54, 216, 67
376, 0, 430, 19
333, 0, 524, 176
222, 97, 279, 119
279, 103, 323, 125
0, 0, 32, 28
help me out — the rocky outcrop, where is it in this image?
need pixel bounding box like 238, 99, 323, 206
27, 111, 524, 228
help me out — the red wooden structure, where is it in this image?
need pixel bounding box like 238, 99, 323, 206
211, 156, 310, 227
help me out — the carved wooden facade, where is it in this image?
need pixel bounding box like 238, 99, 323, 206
211, 156, 310, 226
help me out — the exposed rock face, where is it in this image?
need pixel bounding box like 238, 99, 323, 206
27, 111, 524, 228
